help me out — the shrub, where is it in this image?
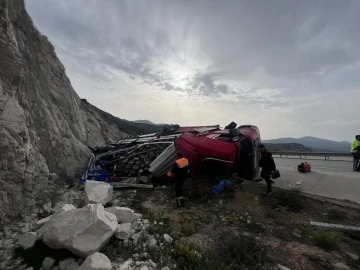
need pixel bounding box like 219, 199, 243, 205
312, 231, 340, 250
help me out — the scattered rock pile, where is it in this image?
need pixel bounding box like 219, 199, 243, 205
4, 184, 174, 270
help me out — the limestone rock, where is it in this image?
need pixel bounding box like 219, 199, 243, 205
106, 207, 137, 223
278, 265, 291, 270
85, 181, 113, 206
333, 262, 350, 270
78, 252, 112, 270
0, 0, 126, 222
345, 252, 359, 261
131, 232, 143, 245
163, 234, 173, 243
146, 237, 157, 248
59, 258, 75, 270
118, 260, 133, 270
18, 232, 38, 249
115, 223, 132, 240
55, 204, 76, 215
43, 204, 117, 257
66, 261, 79, 270
43, 257, 56, 270
34, 216, 52, 230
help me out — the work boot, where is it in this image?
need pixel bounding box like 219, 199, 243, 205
264, 190, 272, 196
176, 197, 185, 207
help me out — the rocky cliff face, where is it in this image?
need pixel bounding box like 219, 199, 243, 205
0, 0, 125, 223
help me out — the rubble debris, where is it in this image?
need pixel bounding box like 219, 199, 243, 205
42, 257, 56, 270
59, 258, 76, 270
119, 259, 133, 270
66, 261, 80, 270
85, 180, 113, 205
132, 232, 144, 245
146, 236, 157, 248
106, 206, 138, 223
164, 234, 173, 243
55, 204, 76, 215
78, 252, 112, 270
278, 265, 291, 270
310, 221, 360, 231
42, 204, 117, 257
333, 262, 350, 270
115, 223, 132, 240
18, 232, 38, 249
34, 216, 52, 230
345, 252, 359, 261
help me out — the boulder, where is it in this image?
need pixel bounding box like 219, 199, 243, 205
59, 258, 75, 270
115, 223, 132, 240
18, 232, 38, 249
85, 181, 113, 205
78, 252, 112, 270
42, 257, 56, 270
43, 204, 117, 257
161, 267, 170, 270
106, 207, 137, 223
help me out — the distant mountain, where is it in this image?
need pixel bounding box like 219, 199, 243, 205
263, 136, 351, 152
87, 106, 163, 135
133, 120, 167, 126
264, 143, 312, 152
133, 120, 156, 125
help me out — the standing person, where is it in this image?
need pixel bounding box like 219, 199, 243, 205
351, 135, 360, 172
258, 144, 276, 195
167, 152, 190, 207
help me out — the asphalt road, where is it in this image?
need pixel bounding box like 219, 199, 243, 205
270, 157, 360, 204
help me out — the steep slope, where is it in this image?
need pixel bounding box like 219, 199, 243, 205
0, 0, 125, 223
263, 136, 351, 152
89, 104, 164, 135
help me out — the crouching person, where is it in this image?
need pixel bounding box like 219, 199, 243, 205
258, 144, 276, 195
167, 152, 190, 207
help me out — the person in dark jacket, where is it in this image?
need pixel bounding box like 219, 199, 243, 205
258, 144, 276, 195
167, 152, 190, 207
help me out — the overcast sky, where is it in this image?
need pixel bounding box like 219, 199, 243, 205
25, 0, 360, 141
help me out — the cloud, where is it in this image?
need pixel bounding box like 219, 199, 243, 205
25, 0, 360, 141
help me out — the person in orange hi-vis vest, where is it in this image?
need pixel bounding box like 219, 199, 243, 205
167, 151, 190, 207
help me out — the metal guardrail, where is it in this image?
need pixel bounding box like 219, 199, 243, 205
272, 151, 352, 160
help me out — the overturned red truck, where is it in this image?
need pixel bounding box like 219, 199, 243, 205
81, 123, 261, 184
